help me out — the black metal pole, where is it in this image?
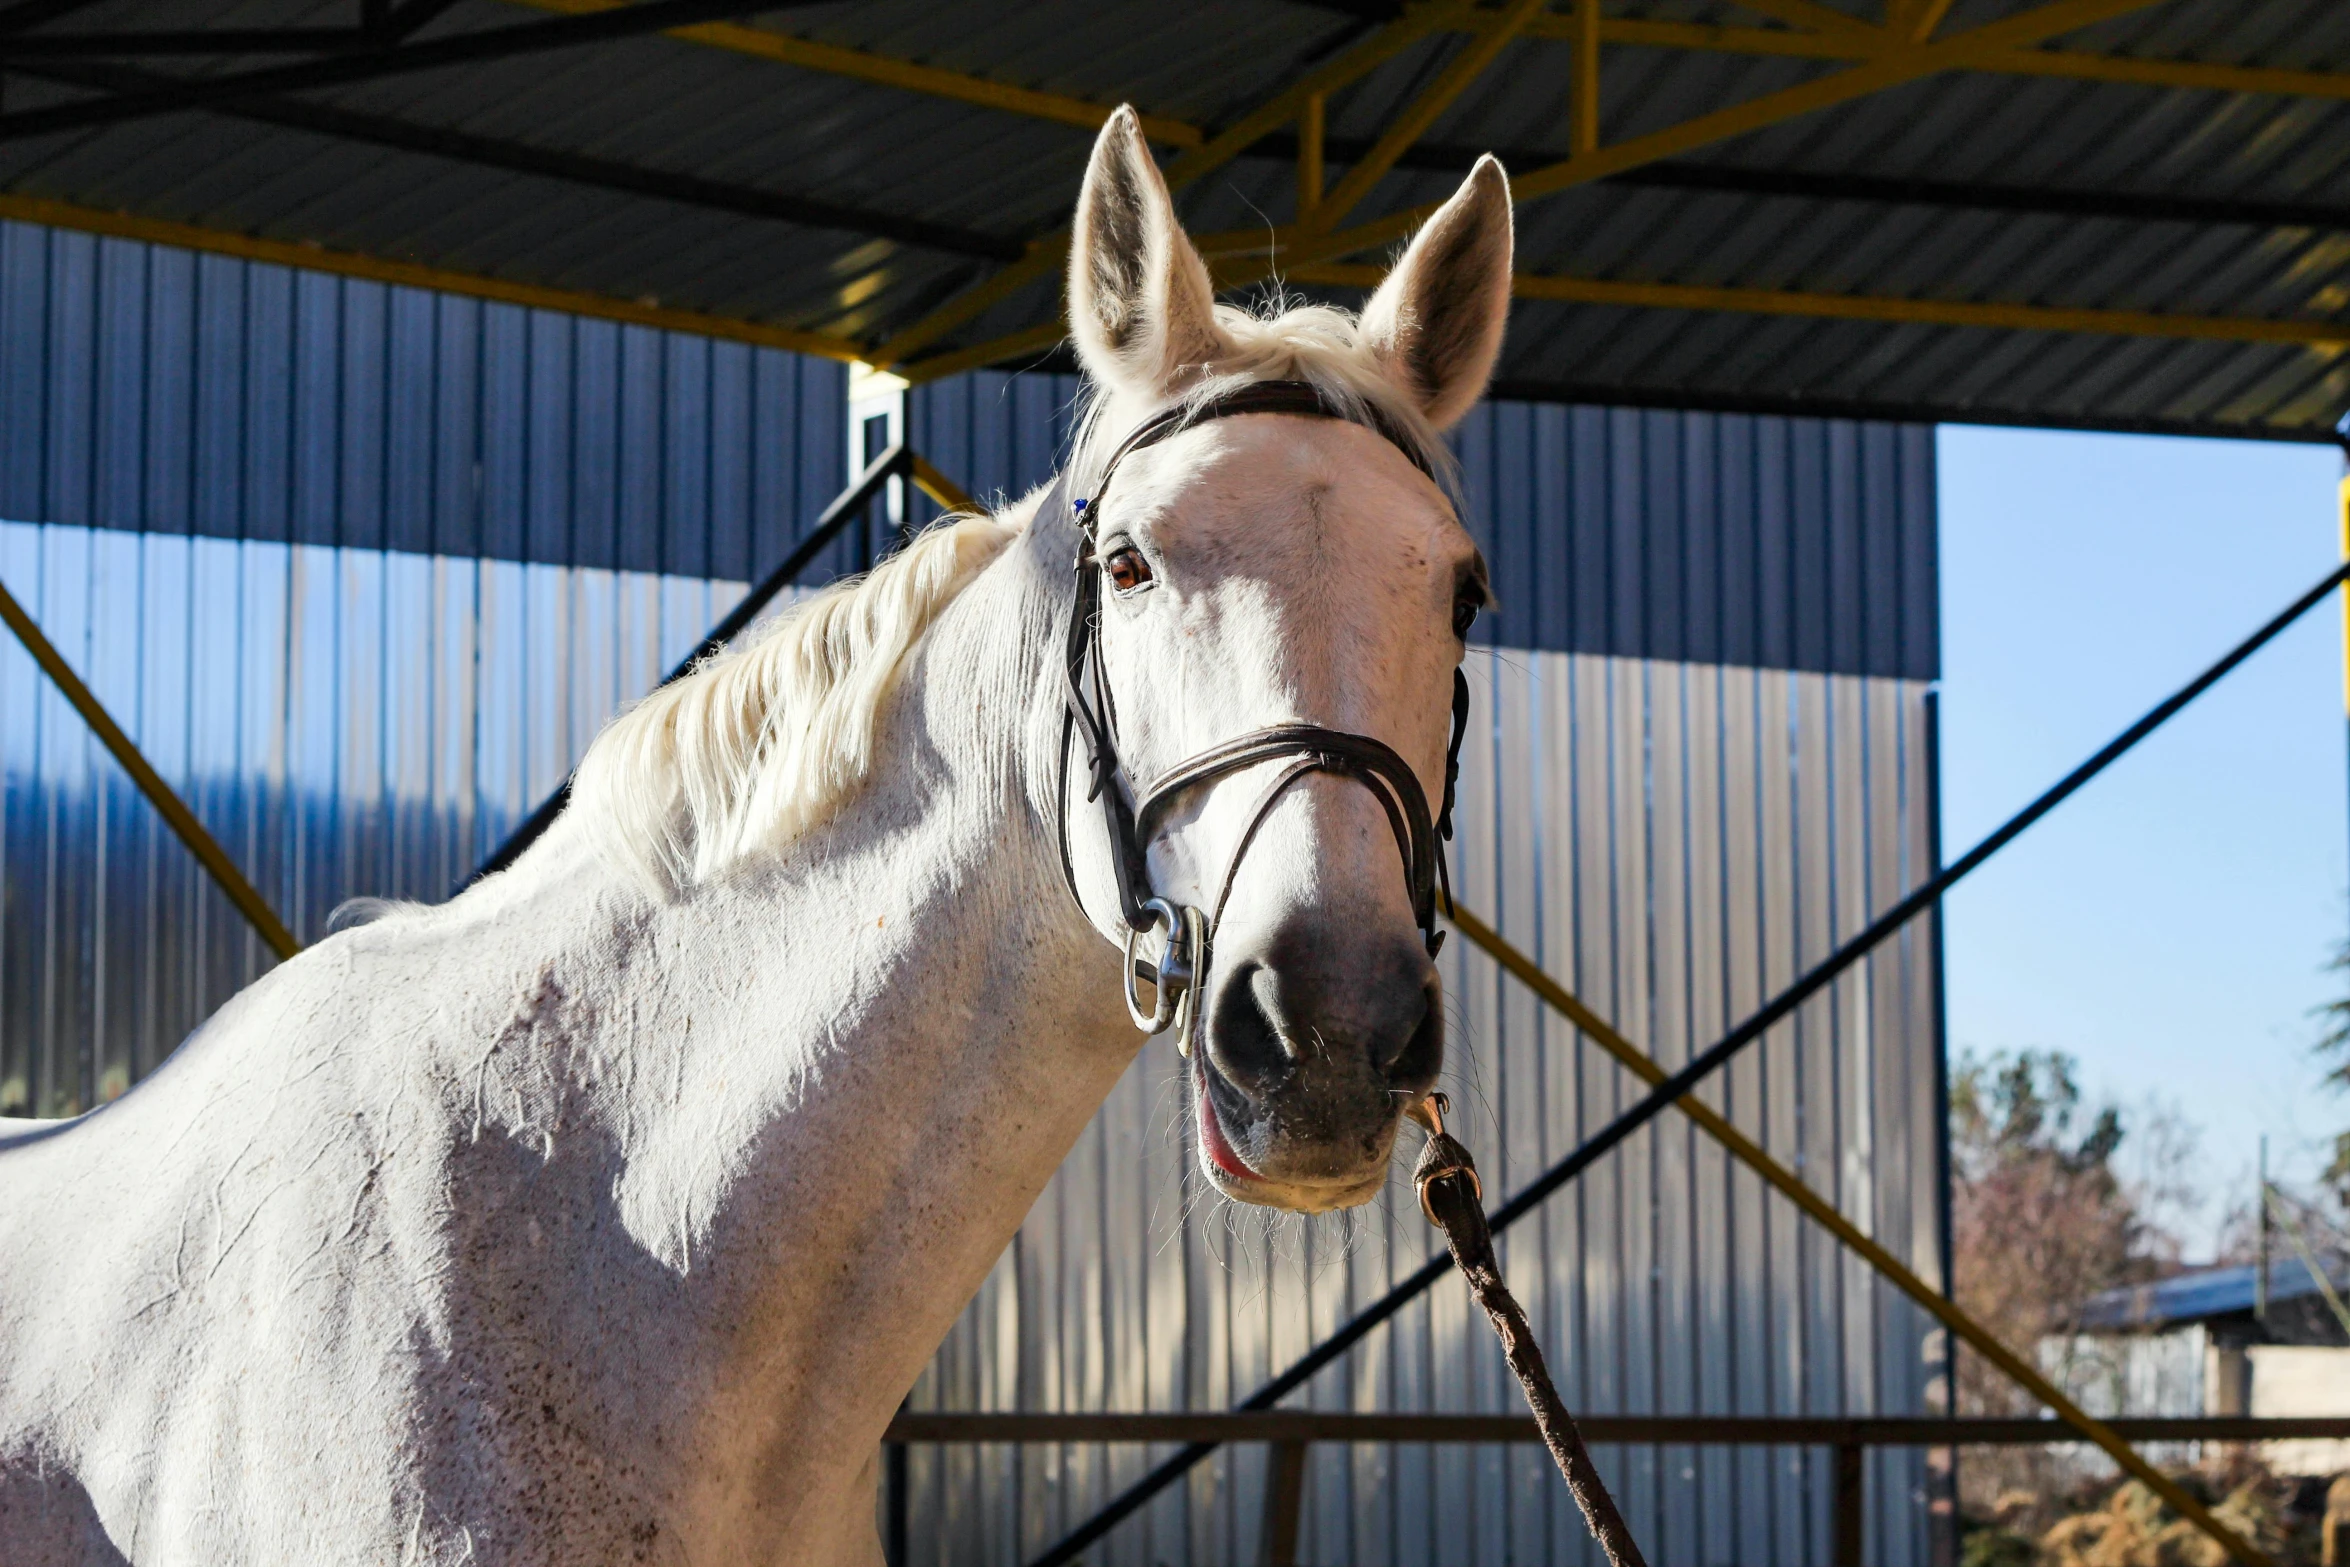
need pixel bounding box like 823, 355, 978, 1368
886, 1438, 909, 1567
0, 0, 809, 143
1024, 555, 2350, 1567
457, 442, 911, 891
1925, 684, 1959, 1567
2336, 430, 2350, 1064
0, 0, 108, 36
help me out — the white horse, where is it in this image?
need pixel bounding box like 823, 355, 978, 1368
0, 110, 1513, 1566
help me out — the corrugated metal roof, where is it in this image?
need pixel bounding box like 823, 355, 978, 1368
2, 0, 2347, 437
2077, 1258, 2350, 1332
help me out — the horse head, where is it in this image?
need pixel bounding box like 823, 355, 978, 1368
1059, 108, 1513, 1215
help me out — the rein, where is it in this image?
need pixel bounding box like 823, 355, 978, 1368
1051, 380, 1647, 1567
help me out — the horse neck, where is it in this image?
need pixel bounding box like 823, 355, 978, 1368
456, 508, 1138, 1482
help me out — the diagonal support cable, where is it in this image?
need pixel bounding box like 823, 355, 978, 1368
0, 0, 808, 144
1023, 553, 2350, 1567
1301, 0, 1547, 234
457, 441, 976, 892
2265, 1187, 2350, 1341
1442, 904, 2263, 1567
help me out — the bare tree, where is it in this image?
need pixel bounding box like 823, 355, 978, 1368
1952, 1050, 2186, 1528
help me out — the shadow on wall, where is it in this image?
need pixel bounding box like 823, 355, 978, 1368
0, 516, 762, 1120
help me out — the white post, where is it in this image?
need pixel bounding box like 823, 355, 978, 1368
848, 361, 910, 562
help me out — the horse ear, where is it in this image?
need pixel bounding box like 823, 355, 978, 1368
1069, 106, 1229, 398
1361, 155, 1514, 431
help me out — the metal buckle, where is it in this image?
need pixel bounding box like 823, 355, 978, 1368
1408, 1093, 1482, 1224
1124, 898, 1206, 1046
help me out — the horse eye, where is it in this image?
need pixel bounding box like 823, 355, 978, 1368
1105, 546, 1154, 594
1453, 598, 1478, 639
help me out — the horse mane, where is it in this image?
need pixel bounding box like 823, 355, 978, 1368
571, 293, 1442, 900
570, 509, 1022, 897
1069, 293, 1457, 500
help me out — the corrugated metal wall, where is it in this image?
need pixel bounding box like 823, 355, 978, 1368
0, 224, 1944, 1567
0, 522, 751, 1118
0, 217, 848, 1116
0, 220, 849, 576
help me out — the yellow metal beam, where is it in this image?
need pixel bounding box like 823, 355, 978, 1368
869, 2, 1471, 371
925, 253, 2350, 388
907, 453, 977, 514
500, 0, 1202, 147
2339, 468, 2349, 723
1539, 14, 2350, 104
1292, 261, 2350, 350
1156, 5, 1476, 199
1573, 16, 1869, 56
560, 0, 2350, 159
527, 0, 2344, 146
1982, 46, 2350, 102
0, 192, 870, 365
1572, 0, 1601, 155
1907, 0, 1960, 41
1258, 0, 2175, 274
1299, 92, 1326, 220
1443, 902, 2269, 1567
0, 576, 301, 963
870, 239, 1067, 373
1518, 0, 2175, 198
1304, 0, 1550, 234
1722, 0, 1883, 34
897, 319, 1066, 386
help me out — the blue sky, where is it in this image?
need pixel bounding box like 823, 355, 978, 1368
1937, 425, 2346, 1254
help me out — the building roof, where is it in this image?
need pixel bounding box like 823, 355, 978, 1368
2, 0, 2348, 440
2078, 1258, 2350, 1334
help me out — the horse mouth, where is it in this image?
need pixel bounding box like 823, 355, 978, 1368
1195, 1072, 1263, 1183
1192, 1058, 1392, 1212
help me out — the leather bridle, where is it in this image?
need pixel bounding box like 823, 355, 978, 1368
1053, 380, 1473, 1052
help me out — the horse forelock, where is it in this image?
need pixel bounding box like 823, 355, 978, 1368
569, 508, 1023, 899
1070, 294, 1459, 505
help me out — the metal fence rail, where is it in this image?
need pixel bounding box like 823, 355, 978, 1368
890, 1411, 2350, 1444
891, 1415, 2350, 1567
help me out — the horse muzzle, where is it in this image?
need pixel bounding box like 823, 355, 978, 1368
1189, 914, 1442, 1211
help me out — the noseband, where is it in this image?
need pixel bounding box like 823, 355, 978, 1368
1053, 380, 1472, 1048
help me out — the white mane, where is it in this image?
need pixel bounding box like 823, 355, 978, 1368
1070, 295, 1457, 498
571, 509, 1021, 896
573, 296, 1444, 902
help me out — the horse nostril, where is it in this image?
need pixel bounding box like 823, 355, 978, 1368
1205, 961, 1291, 1105
1381, 973, 1443, 1091
1205, 935, 1442, 1101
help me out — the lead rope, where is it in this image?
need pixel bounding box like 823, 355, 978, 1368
1408, 1094, 1650, 1567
